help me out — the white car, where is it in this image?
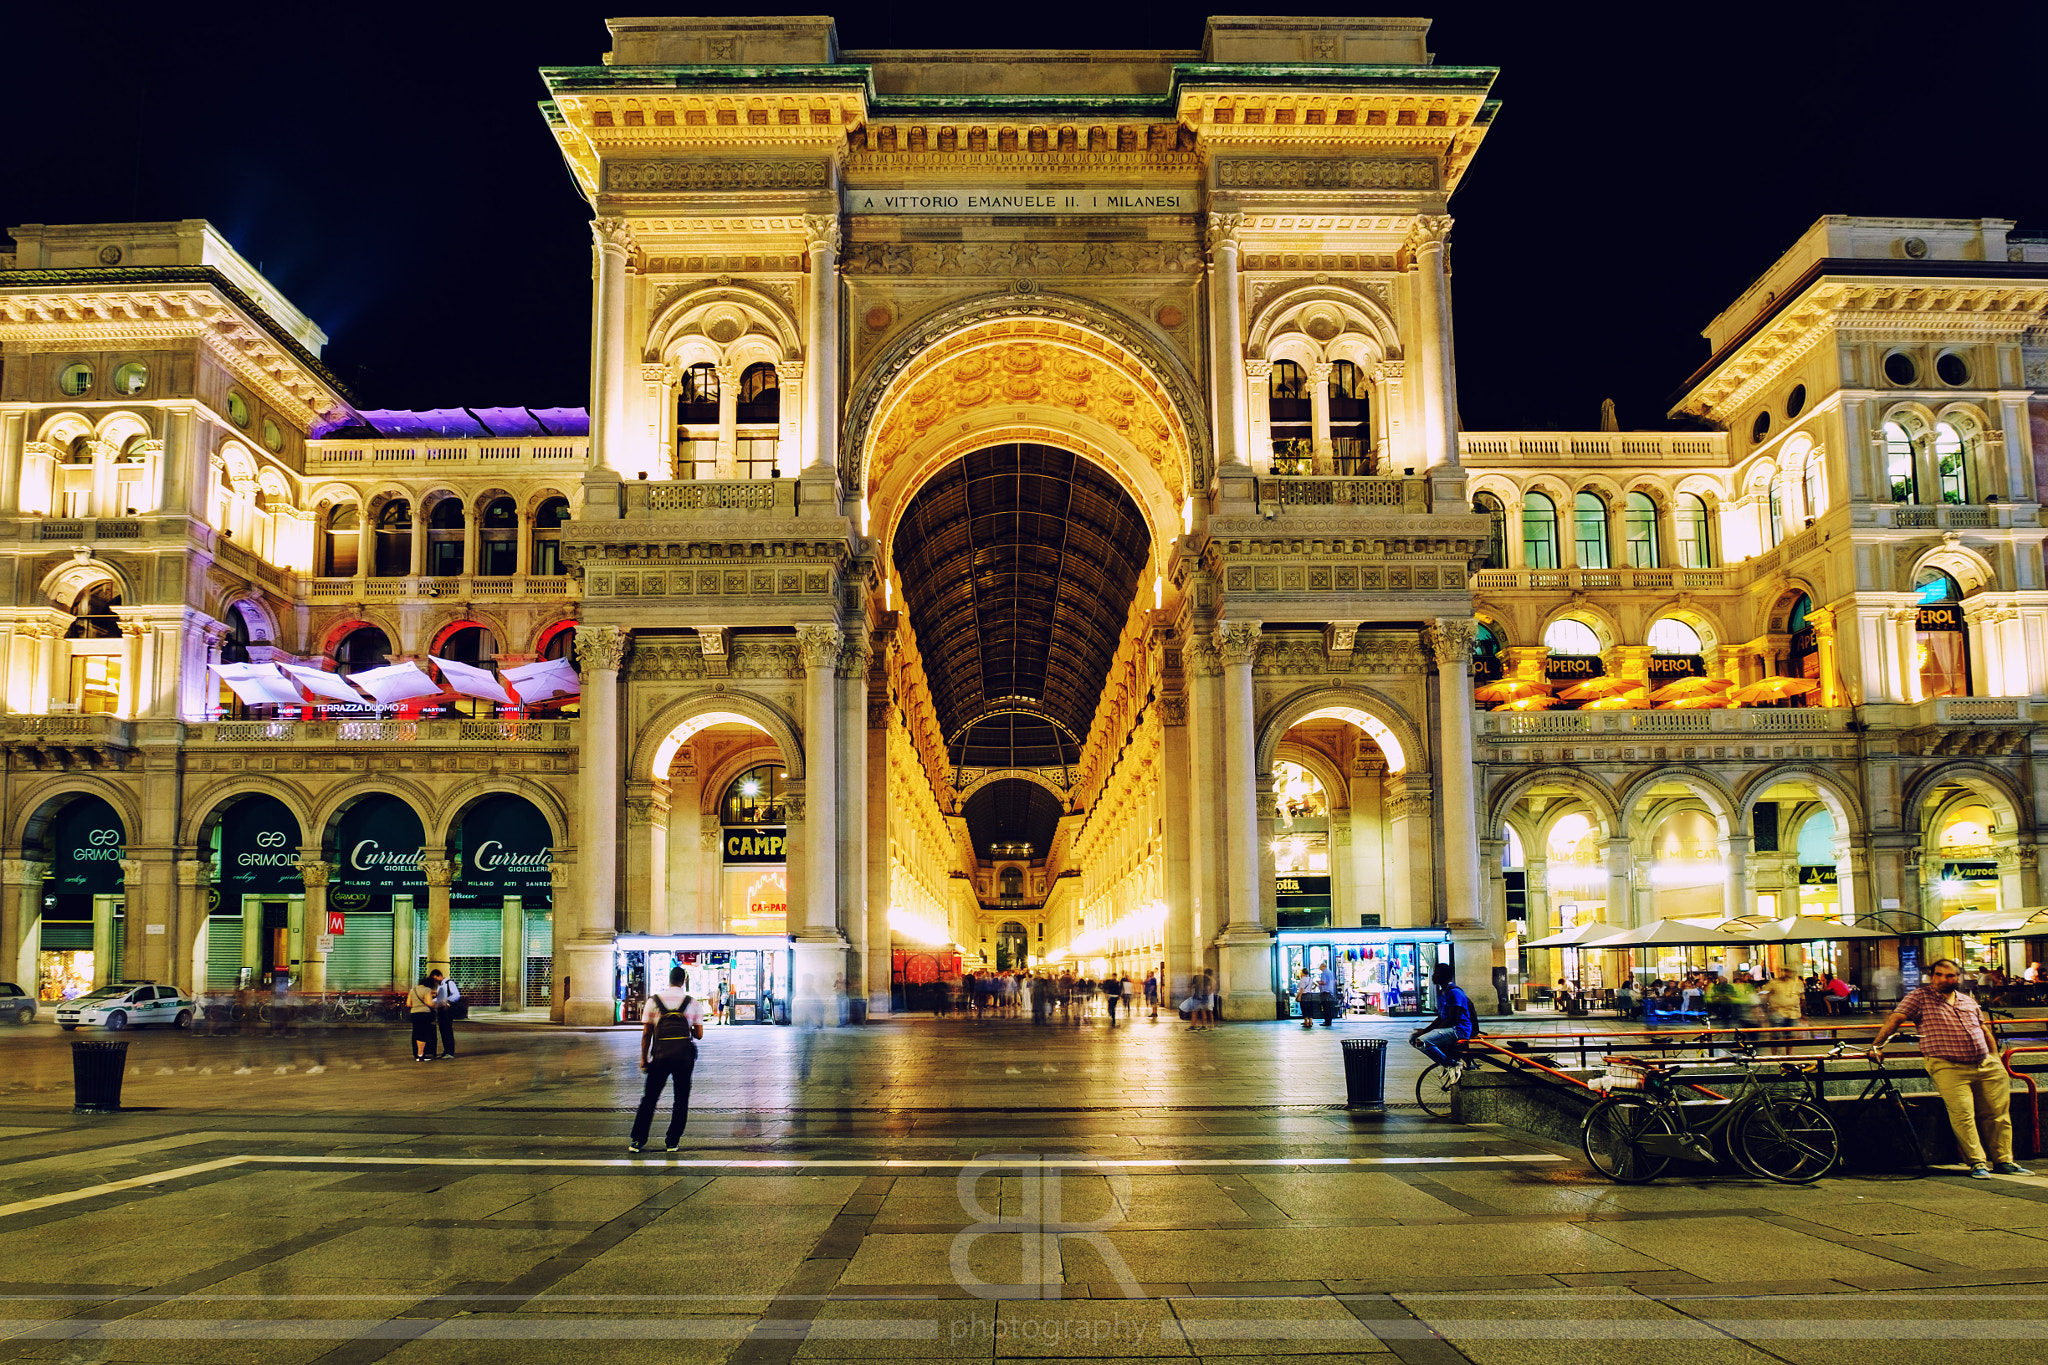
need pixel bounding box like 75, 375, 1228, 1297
56, 983, 195, 1031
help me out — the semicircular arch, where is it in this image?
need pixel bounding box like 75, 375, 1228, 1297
1254, 683, 1424, 778
1616, 766, 1738, 837
632, 690, 806, 784
1484, 767, 1620, 842
182, 780, 317, 849
1735, 764, 1867, 839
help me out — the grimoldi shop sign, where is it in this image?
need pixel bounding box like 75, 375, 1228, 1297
220, 794, 302, 897
724, 827, 788, 863
52, 796, 124, 895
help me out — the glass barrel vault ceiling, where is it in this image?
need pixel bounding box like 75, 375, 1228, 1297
892, 443, 1153, 854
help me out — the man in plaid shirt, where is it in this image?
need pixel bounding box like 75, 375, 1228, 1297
1871, 958, 2031, 1178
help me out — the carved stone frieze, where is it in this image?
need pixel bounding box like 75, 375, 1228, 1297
606, 160, 829, 192
1217, 157, 1436, 190
842, 240, 1202, 277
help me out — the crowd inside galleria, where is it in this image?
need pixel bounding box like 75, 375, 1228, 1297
2, 13, 2046, 1028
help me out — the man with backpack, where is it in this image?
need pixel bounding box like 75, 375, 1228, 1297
1408, 963, 1479, 1067
630, 965, 705, 1154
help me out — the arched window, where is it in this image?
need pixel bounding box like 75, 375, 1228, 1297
1329, 360, 1372, 475
1624, 491, 1659, 568
334, 626, 391, 677
426, 497, 465, 576
1912, 567, 1969, 698
530, 497, 569, 577
1521, 491, 1558, 569
541, 626, 575, 663
220, 604, 255, 665
372, 500, 412, 578
1647, 618, 1703, 655
736, 363, 779, 423
321, 504, 360, 577
479, 497, 517, 577
1767, 478, 1784, 546
1934, 422, 1969, 504
1473, 492, 1506, 570
1268, 360, 1311, 471
721, 763, 788, 825
1884, 421, 1918, 504
66, 583, 124, 713
65, 584, 122, 640
1673, 493, 1713, 568
999, 868, 1024, 900
431, 625, 501, 718
1803, 449, 1829, 520
675, 363, 719, 479
1542, 618, 1602, 656
1573, 492, 1609, 569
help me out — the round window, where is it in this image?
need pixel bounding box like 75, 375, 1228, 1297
1785, 384, 1806, 419
1883, 352, 1918, 387
1936, 352, 1970, 387
58, 363, 93, 396
226, 392, 249, 427
261, 419, 285, 452
112, 362, 148, 395
1751, 411, 1771, 444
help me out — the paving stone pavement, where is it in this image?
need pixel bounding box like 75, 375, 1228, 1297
2, 1013, 2046, 1362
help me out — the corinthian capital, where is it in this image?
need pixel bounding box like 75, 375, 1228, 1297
293, 857, 332, 889
1425, 616, 1477, 667
1206, 212, 1245, 253
421, 858, 454, 889
797, 624, 842, 670
575, 624, 632, 674
1214, 619, 1262, 665
802, 213, 842, 254
590, 216, 637, 256
1405, 214, 1453, 255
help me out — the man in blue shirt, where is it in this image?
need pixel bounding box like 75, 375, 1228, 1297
1409, 963, 1478, 1066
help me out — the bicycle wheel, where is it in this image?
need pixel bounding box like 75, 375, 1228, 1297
1582, 1096, 1676, 1184
1415, 1062, 1460, 1118
1733, 1098, 1840, 1184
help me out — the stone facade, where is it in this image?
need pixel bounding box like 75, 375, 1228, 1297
2, 18, 2044, 1024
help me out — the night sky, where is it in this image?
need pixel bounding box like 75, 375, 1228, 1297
8, 3, 2042, 431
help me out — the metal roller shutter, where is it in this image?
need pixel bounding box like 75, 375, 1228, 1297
449, 908, 501, 955
328, 913, 394, 990
110, 918, 123, 983
525, 909, 553, 1007
40, 923, 92, 950
205, 919, 244, 990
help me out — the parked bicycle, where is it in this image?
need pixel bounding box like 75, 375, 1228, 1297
1581, 1046, 1840, 1184
1822, 1042, 1929, 1176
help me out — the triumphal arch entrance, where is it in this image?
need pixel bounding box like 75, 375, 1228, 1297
547, 14, 1497, 1025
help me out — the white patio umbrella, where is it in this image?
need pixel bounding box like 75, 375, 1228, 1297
279, 663, 370, 706
344, 661, 443, 705
430, 655, 513, 705
207, 662, 306, 707
502, 657, 580, 702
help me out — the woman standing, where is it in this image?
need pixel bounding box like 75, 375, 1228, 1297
405, 974, 438, 1061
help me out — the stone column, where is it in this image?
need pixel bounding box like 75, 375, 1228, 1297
714, 361, 739, 478
407, 511, 427, 579
1183, 634, 1226, 999
801, 215, 842, 501
1427, 617, 1490, 985
0, 411, 25, 516
1159, 688, 1196, 1005
296, 858, 331, 992
1206, 213, 1248, 471
590, 218, 636, 475
865, 618, 897, 1016
1721, 832, 1754, 921
665, 760, 704, 934
3, 860, 46, 994
1309, 360, 1334, 471
624, 781, 668, 935
1603, 836, 1633, 930
838, 631, 869, 1023
545, 861, 571, 1020
566, 625, 629, 1024
421, 855, 452, 979
1213, 619, 1271, 1019
500, 895, 525, 1012
1406, 215, 1458, 469
1805, 606, 1848, 709
794, 624, 847, 1022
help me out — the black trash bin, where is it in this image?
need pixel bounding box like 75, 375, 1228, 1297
1341, 1037, 1387, 1110
72, 1040, 130, 1114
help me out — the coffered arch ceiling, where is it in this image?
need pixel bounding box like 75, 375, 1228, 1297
892, 443, 1151, 853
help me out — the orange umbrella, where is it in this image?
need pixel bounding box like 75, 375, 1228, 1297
1582, 693, 1649, 710
1648, 676, 1734, 703
1493, 695, 1560, 711
1728, 676, 1820, 706
1557, 676, 1641, 702
1655, 695, 1730, 710
1474, 677, 1551, 704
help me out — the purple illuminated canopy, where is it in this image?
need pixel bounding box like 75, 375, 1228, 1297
313, 406, 590, 440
